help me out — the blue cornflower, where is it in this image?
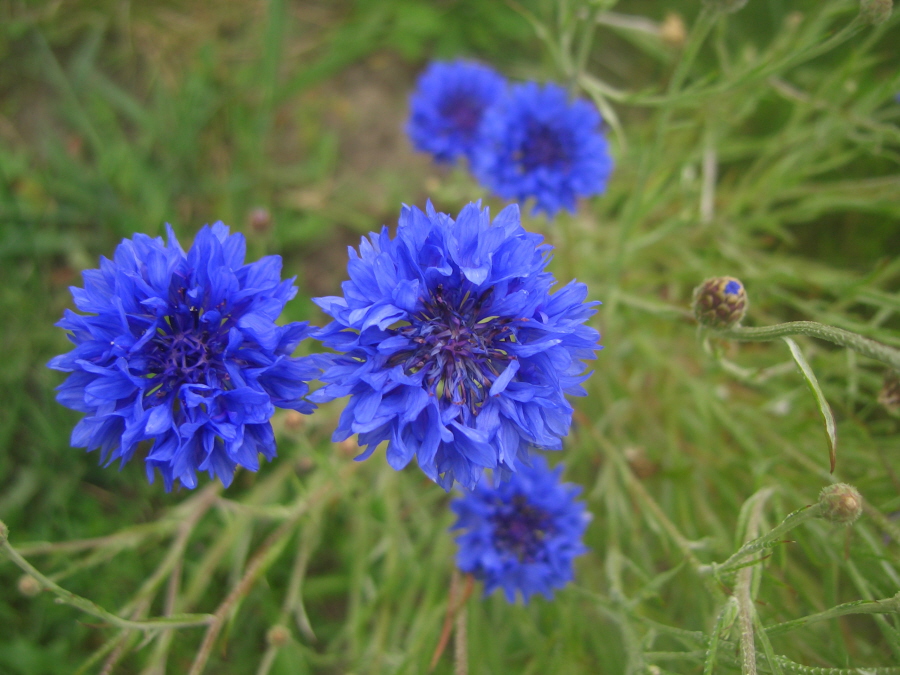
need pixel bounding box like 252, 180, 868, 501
407, 60, 507, 164
48, 223, 322, 490
451, 455, 590, 603
310, 201, 600, 491
473, 82, 614, 217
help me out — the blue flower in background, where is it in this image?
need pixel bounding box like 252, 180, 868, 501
451, 455, 590, 603
473, 82, 614, 217
48, 223, 322, 490
407, 60, 507, 164
311, 201, 600, 491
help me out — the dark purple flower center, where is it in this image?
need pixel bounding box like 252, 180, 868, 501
520, 123, 570, 171
387, 285, 517, 414
144, 306, 230, 402
490, 495, 554, 562
440, 93, 484, 136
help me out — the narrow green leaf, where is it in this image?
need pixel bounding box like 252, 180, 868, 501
783, 337, 837, 472
753, 612, 786, 675
704, 597, 738, 675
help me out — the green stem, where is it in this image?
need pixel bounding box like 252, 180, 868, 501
714, 321, 900, 371
766, 594, 900, 637
0, 520, 214, 631
699, 503, 823, 577
704, 598, 739, 675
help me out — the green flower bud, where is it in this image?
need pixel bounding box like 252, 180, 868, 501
859, 0, 892, 25
818, 483, 863, 525
266, 624, 291, 647
692, 277, 748, 329
17, 575, 41, 597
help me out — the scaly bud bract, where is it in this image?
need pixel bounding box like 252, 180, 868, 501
818, 483, 863, 525
692, 276, 748, 329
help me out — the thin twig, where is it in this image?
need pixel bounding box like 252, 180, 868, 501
0, 521, 214, 631
187, 477, 339, 675
430, 571, 475, 672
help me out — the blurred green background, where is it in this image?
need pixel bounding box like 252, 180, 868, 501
1, 0, 900, 673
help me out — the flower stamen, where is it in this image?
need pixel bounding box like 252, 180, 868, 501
388, 285, 517, 414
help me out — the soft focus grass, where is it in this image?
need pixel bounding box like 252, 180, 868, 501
1, 0, 899, 673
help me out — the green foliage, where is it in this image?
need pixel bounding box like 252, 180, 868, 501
1, 0, 900, 673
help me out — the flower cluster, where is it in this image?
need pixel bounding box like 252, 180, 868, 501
406, 60, 614, 217
49, 223, 322, 490
49, 205, 596, 604
451, 454, 590, 603
311, 201, 600, 491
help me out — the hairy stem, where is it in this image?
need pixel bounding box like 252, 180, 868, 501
735, 488, 774, 675
766, 593, 900, 637
0, 519, 214, 631
713, 321, 900, 370
700, 502, 823, 577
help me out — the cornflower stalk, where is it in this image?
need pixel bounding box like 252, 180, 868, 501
713, 321, 900, 371
0, 519, 215, 631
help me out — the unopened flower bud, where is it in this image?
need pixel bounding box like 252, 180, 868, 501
248, 207, 272, 233
818, 483, 863, 525
0, 521, 7, 542
692, 277, 748, 329
660, 13, 687, 48
859, 0, 892, 25
266, 624, 291, 647
17, 575, 41, 597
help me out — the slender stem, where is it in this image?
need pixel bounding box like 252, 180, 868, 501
187, 473, 342, 675
607, 7, 716, 289
74, 632, 130, 675
430, 571, 475, 673
125, 484, 220, 616
15, 523, 171, 557
713, 321, 900, 370
0, 520, 214, 631
188, 517, 297, 675
454, 583, 469, 675
735, 488, 774, 675
255, 503, 325, 675
704, 598, 738, 675
608, 444, 705, 573
766, 594, 900, 637
16, 484, 219, 557
737, 569, 756, 675
699, 503, 823, 577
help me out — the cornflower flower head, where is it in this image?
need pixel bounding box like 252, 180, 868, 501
407, 60, 507, 164
473, 81, 614, 217
451, 454, 590, 603
48, 223, 322, 490
311, 201, 600, 491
